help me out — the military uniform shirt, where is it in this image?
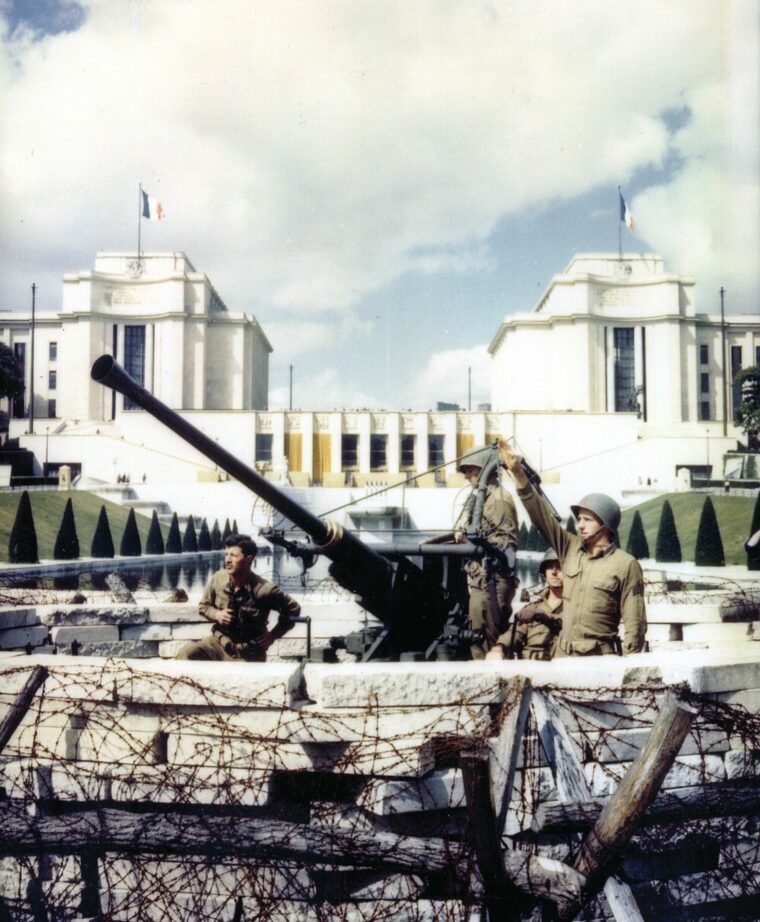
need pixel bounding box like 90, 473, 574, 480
517, 484, 646, 655
460, 482, 519, 589
199, 569, 301, 645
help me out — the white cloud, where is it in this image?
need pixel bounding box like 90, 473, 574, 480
0, 0, 757, 326
408, 344, 491, 410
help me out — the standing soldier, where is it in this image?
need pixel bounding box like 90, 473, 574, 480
455, 444, 519, 659
500, 440, 646, 656
487, 548, 563, 660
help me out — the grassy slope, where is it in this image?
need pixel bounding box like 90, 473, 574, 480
0, 491, 163, 562
618, 493, 756, 565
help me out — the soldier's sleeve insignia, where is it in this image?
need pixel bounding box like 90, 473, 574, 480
632, 582, 644, 597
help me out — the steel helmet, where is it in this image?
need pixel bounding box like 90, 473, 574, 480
570, 493, 621, 538
457, 444, 497, 473
538, 547, 561, 574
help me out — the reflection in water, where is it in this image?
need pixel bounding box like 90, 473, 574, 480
165, 563, 181, 590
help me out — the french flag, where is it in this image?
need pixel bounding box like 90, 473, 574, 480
141, 189, 165, 221
619, 190, 634, 232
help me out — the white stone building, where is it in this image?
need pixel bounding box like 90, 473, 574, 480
0, 252, 271, 425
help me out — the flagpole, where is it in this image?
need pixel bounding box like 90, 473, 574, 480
617, 186, 622, 260
137, 183, 142, 260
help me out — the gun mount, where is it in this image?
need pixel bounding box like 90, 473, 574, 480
91, 355, 512, 661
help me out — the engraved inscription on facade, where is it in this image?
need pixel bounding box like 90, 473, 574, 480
315, 414, 330, 431
257, 415, 272, 431
286, 414, 301, 430
371, 414, 387, 431
457, 415, 473, 431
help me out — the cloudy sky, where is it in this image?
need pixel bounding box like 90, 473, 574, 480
1, 0, 758, 411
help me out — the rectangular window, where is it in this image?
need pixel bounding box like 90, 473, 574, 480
731, 345, 742, 371
48, 399, 56, 418
700, 372, 709, 394
48, 370, 57, 390
699, 344, 708, 364
12, 343, 25, 419
123, 325, 146, 410
370, 434, 388, 471
700, 400, 710, 421
613, 327, 636, 412
255, 433, 273, 463
400, 434, 416, 469
428, 434, 445, 468
49, 342, 57, 361
341, 434, 359, 470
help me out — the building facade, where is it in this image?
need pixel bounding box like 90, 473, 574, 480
0, 252, 272, 423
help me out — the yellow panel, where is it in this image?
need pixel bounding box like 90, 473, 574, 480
312, 433, 332, 480
285, 432, 302, 473
456, 433, 475, 462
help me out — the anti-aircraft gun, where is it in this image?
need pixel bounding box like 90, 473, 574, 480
91, 354, 515, 662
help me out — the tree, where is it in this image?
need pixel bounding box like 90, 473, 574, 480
232, 519, 239, 534
747, 492, 760, 571
53, 498, 80, 560
222, 518, 232, 542
91, 505, 115, 559
734, 365, 760, 448
694, 496, 725, 567
565, 516, 577, 535
198, 518, 212, 551
165, 513, 182, 553
625, 510, 649, 560
518, 522, 529, 548
210, 519, 222, 550
526, 525, 539, 552
0, 342, 24, 400
182, 516, 198, 553
745, 454, 758, 480
146, 510, 165, 555
8, 491, 39, 563
655, 500, 681, 563
119, 508, 142, 557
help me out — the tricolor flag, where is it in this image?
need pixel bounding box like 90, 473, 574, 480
141, 189, 165, 221
619, 190, 634, 232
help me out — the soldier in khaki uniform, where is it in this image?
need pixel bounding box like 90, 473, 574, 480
487, 548, 563, 661
176, 534, 300, 661
500, 441, 646, 656
455, 444, 519, 658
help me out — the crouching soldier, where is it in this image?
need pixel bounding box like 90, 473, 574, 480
176, 533, 300, 662
487, 548, 563, 660
500, 440, 646, 656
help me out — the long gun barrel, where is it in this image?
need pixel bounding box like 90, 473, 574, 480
91, 355, 458, 658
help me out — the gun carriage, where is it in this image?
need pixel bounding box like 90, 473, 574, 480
92, 354, 516, 661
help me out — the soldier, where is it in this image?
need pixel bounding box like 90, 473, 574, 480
487, 548, 563, 661
176, 533, 300, 661
455, 444, 519, 658
500, 440, 646, 656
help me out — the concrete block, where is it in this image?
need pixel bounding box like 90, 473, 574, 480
170, 623, 210, 640
574, 725, 731, 764
120, 624, 172, 641
658, 650, 760, 693
682, 622, 755, 643
361, 768, 465, 814
36, 606, 149, 627
0, 608, 40, 629
167, 732, 434, 776
147, 605, 206, 623
73, 725, 166, 765
645, 603, 723, 624
310, 801, 376, 833
77, 640, 159, 658
724, 748, 760, 780
585, 753, 726, 795
319, 871, 426, 901
158, 640, 186, 658
710, 687, 760, 712
50, 625, 120, 644
100, 893, 318, 922
2, 724, 76, 760
0, 625, 48, 649
108, 764, 275, 806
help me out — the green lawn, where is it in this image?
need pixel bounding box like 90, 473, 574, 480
618, 493, 757, 565
0, 491, 163, 562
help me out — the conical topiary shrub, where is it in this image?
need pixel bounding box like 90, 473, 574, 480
655, 500, 681, 563
625, 510, 649, 560
210, 519, 222, 550
565, 516, 577, 535
518, 522, 529, 548
526, 525, 539, 552
146, 510, 165, 555
222, 518, 232, 542
182, 516, 198, 553
746, 454, 758, 480
232, 519, 239, 535
694, 496, 725, 566
8, 491, 39, 564
165, 513, 182, 553
91, 506, 115, 559
747, 492, 760, 571
53, 497, 80, 560
120, 508, 142, 557
198, 518, 212, 551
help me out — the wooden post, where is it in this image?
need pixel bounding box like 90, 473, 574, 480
490, 678, 532, 832
532, 690, 644, 922
564, 691, 698, 914
0, 666, 48, 756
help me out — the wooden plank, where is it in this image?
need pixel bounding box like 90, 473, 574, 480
531, 690, 644, 922
0, 666, 48, 755
533, 779, 760, 834
490, 678, 532, 832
